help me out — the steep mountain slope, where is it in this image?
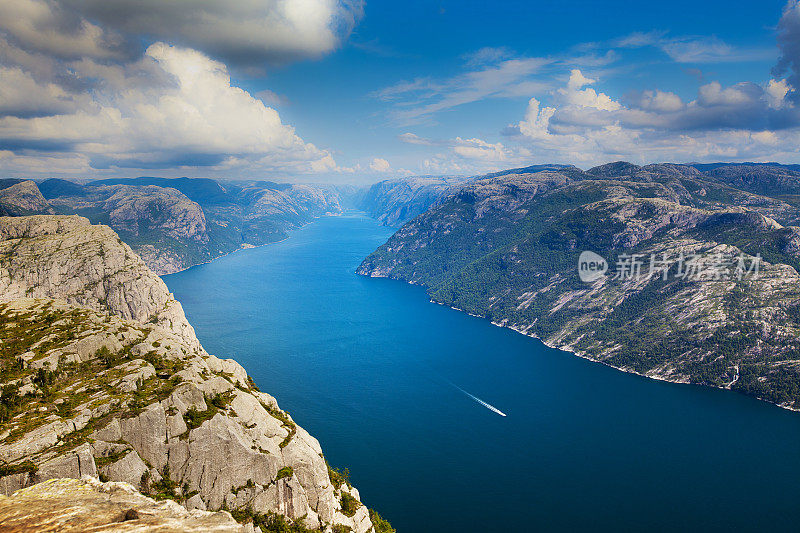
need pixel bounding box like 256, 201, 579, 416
359, 166, 585, 227
358, 164, 800, 411
0, 181, 54, 216
41, 178, 348, 274
0, 215, 379, 533
358, 176, 470, 226
89, 177, 233, 205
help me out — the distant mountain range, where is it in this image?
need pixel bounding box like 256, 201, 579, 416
1, 177, 353, 274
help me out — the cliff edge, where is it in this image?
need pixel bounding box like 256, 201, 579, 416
0, 215, 379, 532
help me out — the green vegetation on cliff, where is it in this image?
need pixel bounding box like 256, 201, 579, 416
359, 163, 800, 410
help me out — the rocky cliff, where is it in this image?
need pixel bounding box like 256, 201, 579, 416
0, 215, 379, 532
358, 163, 800, 411
41, 178, 349, 274
0, 181, 54, 217
357, 176, 469, 226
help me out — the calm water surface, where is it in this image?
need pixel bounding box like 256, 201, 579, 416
164, 212, 800, 532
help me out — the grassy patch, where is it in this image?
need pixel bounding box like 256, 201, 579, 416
183, 405, 217, 430
261, 402, 296, 448
95, 448, 130, 467
0, 460, 38, 477
275, 466, 293, 481
229, 508, 318, 533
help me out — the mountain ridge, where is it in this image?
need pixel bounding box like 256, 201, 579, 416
357, 162, 800, 411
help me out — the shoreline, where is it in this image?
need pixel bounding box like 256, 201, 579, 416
159, 213, 343, 277
367, 273, 799, 414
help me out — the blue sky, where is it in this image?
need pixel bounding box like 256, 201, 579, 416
0, 0, 799, 181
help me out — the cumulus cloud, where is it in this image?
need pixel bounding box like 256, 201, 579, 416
374, 29, 769, 129
0, 42, 336, 173
0, 0, 355, 177
0, 0, 363, 66
0, 66, 83, 117
766, 78, 792, 109
627, 90, 684, 113
774, 0, 800, 102
76, 0, 363, 64
410, 41, 800, 173
0, 0, 127, 60
558, 70, 621, 111
503, 67, 800, 164
369, 157, 391, 172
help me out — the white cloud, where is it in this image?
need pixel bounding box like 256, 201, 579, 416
659, 36, 734, 63
615, 30, 772, 64
0, 0, 364, 65
0, 0, 363, 177
256, 89, 289, 107
0, 66, 83, 116
369, 157, 391, 172
558, 69, 621, 111
766, 78, 792, 109
373, 46, 624, 126
697, 81, 757, 106
396, 134, 534, 175
75, 0, 363, 64
462, 47, 514, 66
399, 64, 800, 173
0, 0, 125, 59
0, 43, 335, 174
398, 132, 435, 145
630, 90, 684, 113
375, 56, 552, 124
503, 69, 800, 165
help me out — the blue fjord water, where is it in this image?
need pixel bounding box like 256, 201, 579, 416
163, 212, 800, 532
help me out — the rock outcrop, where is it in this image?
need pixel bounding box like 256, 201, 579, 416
0, 215, 376, 532
0, 215, 199, 350
0, 181, 54, 217
0, 477, 247, 532
101, 185, 209, 242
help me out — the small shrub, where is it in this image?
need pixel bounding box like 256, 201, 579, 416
183, 405, 217, 430
369, 509, 396, 533
0, 460, 38, 477
208, 391, 234, 410
275, 466, 293, 481
340, 492, 360, 518
96, 346, 117, 368
327, 463, 351, 489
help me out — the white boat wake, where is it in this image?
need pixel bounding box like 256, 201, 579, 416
449, 382, 507, 417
